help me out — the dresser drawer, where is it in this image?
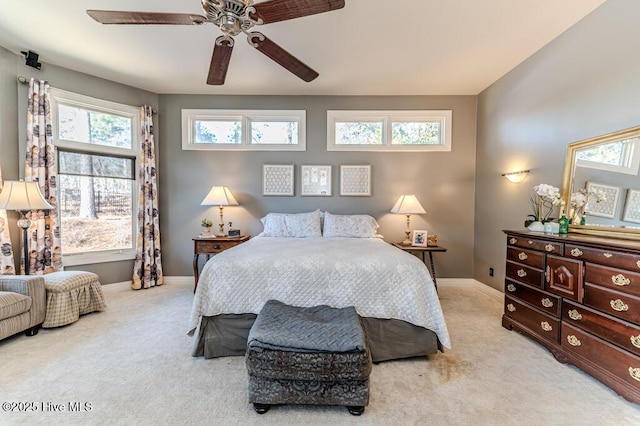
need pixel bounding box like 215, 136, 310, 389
562, 323, 640, 390
566, 244, 640, 273
506, 246, 545, 269
505, 280, 561, 317
586, 263, 640, 297
506, 261, 544, 288
504, 296, 560, 342
584, 283, 640, 325
507, 235, 562, 254
563, 300, 640, 358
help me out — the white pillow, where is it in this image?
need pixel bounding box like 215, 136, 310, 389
261, 210, 322, 238
322, 212, 379, 238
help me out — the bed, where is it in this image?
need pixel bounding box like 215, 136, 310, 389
188, 211, 451, 362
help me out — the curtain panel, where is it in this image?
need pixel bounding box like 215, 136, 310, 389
24, 78, 62, 275
132, 106, 163, 289
0, 166, 16, 275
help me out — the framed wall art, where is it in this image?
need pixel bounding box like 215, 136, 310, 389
340, 165, 371, 196
263, 164, 294, 196
585, 181, 621, 219
622, 188, 640, 224
301, 165, 332, 196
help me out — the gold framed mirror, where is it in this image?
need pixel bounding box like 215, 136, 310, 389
561, 125, 640, 240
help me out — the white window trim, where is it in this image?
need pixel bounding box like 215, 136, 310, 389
576, 139, 640, 176
50, 88, 140, 265
327, 110, 452, 152
182, 109, 306, 151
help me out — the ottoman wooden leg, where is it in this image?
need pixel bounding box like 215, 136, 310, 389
253, 403, 271, 414
347, 406, 365, 416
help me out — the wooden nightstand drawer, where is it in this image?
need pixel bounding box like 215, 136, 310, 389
195, 240, 239, 254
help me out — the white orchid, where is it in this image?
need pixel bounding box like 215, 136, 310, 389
528, 184, 565, 225
570, 188, 606, 223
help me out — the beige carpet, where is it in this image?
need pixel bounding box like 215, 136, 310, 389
1, 278, 639, 425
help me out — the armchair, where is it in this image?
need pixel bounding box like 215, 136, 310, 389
0, 275, 46, 340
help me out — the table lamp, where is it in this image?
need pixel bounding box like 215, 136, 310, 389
0, 181, 53, 274
390, 194, 426, 245
201, 186, 238, 237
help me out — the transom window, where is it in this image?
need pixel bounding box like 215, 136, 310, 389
51, 88, 139, 266
576, 137, 640, 175
327, 110, 452, 152
182, 109, 306, 151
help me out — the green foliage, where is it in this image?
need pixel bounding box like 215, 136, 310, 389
201, 218, 213, 227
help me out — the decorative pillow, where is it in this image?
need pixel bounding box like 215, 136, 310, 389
322, 212, 379, 238
260, 210, 322, 238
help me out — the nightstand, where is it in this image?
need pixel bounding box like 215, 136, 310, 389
192, 235, 249, 292
392, 243, 447, 290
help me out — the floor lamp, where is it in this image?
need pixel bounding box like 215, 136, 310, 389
0, 181, 53, 275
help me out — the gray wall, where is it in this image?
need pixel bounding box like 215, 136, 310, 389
159, 95, 477, 277
0, 46, 158, 283
474, 0, 640, 291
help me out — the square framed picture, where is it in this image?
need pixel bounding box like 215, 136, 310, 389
585, 182, 621, 219
412, 230, 428, 247
622, 188, 640, 224
301, 165, 332, 196
263, 164, 294, 196
340, 165, 371, 196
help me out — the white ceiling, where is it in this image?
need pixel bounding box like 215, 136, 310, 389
0, 0, 607, 95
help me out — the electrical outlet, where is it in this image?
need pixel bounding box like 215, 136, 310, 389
489, 267, 494, 277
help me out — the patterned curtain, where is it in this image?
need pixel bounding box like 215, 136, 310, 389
24, 78, 62, 275
0, 166, 16, 275
132, 106, 163, 289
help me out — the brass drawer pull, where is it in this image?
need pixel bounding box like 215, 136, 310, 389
637, 260, 640, 270
509, 237, 517, 245
507, 284, 516, 292
518, 252, 528, 261
540, 321, 553, 332
507, 303, 516, 312
567, 335, 582, 347
517, 269, 527, 278
545, 244, 555, 252
603, 253, 613, 258
568, 309, 583, 321
612, 274, 631, 287
629, 368, 640, 382
528, 240, 534, 245
571, 248, 583, 257
610, 299, 629, 312
545, 266, 550, 283
630, 335, 640, 349
541, 298, 553, 308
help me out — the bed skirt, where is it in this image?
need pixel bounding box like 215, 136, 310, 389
191, 314, 442, 363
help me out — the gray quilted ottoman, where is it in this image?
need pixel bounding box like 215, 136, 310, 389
246, 300, 372, 416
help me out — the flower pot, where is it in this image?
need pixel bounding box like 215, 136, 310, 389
527, 221, 545, 232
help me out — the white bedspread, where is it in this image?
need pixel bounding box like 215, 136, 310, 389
188, 236, 451, 348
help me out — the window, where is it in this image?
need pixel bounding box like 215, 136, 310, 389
327, 110, 452, 152
182, 109, 306, 151
576, 137, 640, 175
51, 88, 140, 266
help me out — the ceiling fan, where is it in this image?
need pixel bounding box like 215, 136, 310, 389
87, 0, 345, 85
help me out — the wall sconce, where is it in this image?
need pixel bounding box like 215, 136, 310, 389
501, 170, 530, 183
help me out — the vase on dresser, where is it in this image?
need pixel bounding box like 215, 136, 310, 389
527, 221, 545, 232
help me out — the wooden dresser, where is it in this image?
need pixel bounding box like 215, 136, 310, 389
502, 230, 640, 403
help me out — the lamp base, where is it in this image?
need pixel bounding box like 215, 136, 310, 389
401, 239, 412, 246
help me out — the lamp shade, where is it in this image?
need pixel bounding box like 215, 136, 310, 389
390, 194, 426, 215
200, 186, 238, 206
0, 181, 53, 211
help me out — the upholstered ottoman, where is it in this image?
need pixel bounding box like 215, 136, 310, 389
246, 300, 372, 416
42, 271, 106, 328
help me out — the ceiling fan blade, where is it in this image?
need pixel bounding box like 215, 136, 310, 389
207, 38, 234, 85
250, 0, 345, 24
87, 10, 207, 25
250, 34, 319, 82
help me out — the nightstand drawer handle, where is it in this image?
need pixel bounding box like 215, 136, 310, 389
612, 274, 630, 287
541, 298, 553, 308
507, 284, 516, 292
631, 335, 640, 349
568, 309, 583, 321
518, 252, 528, 261
545, 244, 555, 252
611, 299, 629, 312
517, 269, 527, 278
571, 248, 583, 257
507, 303, 516, 312
629, 368, 640, 382
214, 245, 220, 250
540, 321, 553, 332
509, 237, 517, 245
567, 335, 581, 347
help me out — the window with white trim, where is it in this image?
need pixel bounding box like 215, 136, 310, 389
182, 109, 306, 151
327, 110, 452, 152
576, 137, 640, 175
51, 88, 140, 266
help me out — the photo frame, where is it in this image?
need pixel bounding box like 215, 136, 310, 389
301, 165, 332, 196
622, 189, 640, 224
412, 230, 428, 247
340, 165, 371, 196
585, 182, 621, 219
263, 164, 294, 196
